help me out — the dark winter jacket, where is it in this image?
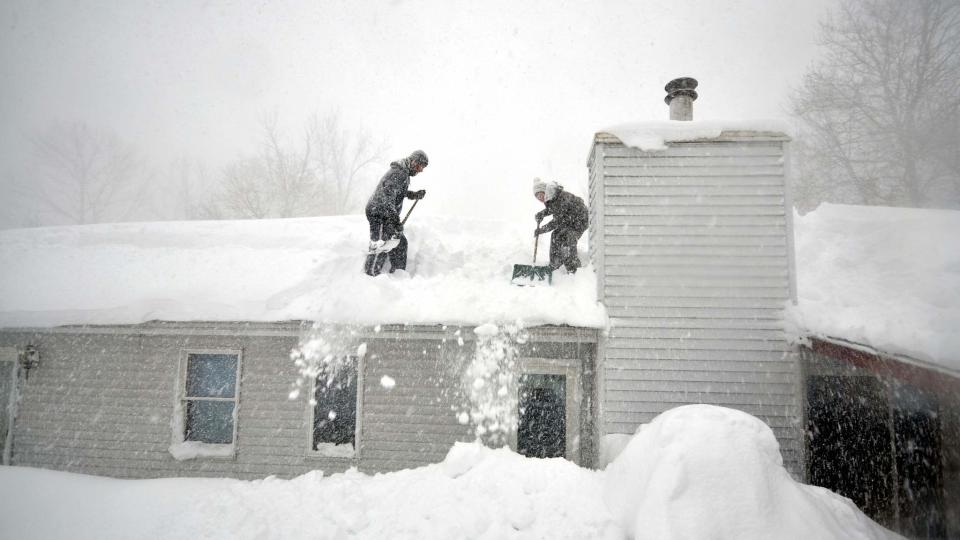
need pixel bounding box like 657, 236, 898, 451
537, 188, 588, 235
365, 161, 419, 226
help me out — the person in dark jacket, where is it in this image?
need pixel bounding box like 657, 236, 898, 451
363, 150, 429, 276
533, 178, 588, 273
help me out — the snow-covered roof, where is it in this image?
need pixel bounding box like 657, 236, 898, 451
3, 202, 954, 376
791, 203, 960, 374
600, 119, 792, 151
0, 215, 607, 329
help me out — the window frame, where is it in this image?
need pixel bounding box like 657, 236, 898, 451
1, 347, 19, 466
304, 354, 364, 460
509, 357, 582, 464
172, 348, 243, 458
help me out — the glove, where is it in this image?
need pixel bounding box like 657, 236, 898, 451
534, 227, 543, 237
534, 210, 546, 223
410, 189, 426, 200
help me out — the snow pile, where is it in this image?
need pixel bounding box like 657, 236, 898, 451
791, 203, 960, 372
0, 215, 606, 328
0, 443, 616, 540
603, 119, 791, 151
603, 405, 895, 540
0, 405, 898, 540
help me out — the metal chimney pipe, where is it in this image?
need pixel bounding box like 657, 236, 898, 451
664, 77, 698, 121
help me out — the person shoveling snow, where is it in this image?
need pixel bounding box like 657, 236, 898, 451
512, 178, 589, 286
363, 149, 429, 276
533, 178, 588, 274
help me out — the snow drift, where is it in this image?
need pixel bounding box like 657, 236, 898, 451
0, 405, 897, 540
603, 405, 895, 540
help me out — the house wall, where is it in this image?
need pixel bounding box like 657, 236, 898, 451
942, 390, 960, 539
803, 347, 960, 538
588, 131, 804, 476
0, 322, 597, 480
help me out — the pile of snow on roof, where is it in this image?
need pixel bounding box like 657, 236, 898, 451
791, 203, 960, 373
0, 215, 606, 328
603, 118, 791, 151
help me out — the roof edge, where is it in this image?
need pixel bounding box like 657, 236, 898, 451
0, 320, 601, 343
805, 335, 960, 390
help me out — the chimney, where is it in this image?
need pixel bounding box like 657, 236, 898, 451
664, 77, 698, 121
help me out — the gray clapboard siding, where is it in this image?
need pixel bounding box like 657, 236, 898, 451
1, 323, 598, 478
606, 370, 797, 385
601, 143, 784, 157
604, 176, 786, 186
605, 185, 785, 196
604, 235, 787, 246
589, 130, 802, 476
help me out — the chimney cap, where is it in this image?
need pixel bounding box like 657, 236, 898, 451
664, 77, 699, 105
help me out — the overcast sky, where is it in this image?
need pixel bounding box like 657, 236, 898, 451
0, 0, 836, 228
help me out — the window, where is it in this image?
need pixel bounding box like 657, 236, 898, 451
171, 350, 241, 459
1, 348, 18, 465
518, 373, 567, 458
309, 356, 361, 458
509, 357, 582, 464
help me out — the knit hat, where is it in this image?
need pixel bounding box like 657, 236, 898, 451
409, 150, 428, 167
533, 177, 547, 196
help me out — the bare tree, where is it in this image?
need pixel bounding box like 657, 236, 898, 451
309, 111, 387, 214
202, 114, 315, 220
167, 157, 210, 221
203, 112, 385, 219
791, 0, 960, 209
23, 121, 149, 225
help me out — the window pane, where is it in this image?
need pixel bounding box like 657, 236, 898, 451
0, 361, 13, 458
313, 358, 357, 449
186, 354, 237, 398
518, 373, 566, 458
185, 400, 235, 444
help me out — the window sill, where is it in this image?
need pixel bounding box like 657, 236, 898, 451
168, 441, 236, 461
306, 444, 357, 460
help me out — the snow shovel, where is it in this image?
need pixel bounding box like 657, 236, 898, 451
511, 227, 553, 286
370, 199, 420, 254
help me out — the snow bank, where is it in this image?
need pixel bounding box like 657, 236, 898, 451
0, 215, 606, 328
0, 405, 898, 540
0, 443, 617, 540
603, 119, 790, 151
791, 203, 960, 372
603, 405, 897, 540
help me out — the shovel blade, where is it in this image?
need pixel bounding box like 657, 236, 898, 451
368, 237, 401, 254
511, 264, 553, 286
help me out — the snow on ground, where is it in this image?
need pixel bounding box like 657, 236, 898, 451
0, 405, 897, 540
0, 215, 606, 328
791, 203, 960, 373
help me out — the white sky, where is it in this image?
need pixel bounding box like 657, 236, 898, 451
0, 0, 836, 227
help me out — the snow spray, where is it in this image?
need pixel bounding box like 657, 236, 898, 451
288, 323, 365, 406
457, 322, 528, 447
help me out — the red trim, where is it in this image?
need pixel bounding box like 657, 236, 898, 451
808, 338, 960, 395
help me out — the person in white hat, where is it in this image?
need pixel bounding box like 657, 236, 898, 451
532, 177, 588, 273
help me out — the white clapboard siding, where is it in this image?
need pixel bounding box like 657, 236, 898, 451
588, 131, 802, 476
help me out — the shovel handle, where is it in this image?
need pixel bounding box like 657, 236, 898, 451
533, 217, 544, 263
533, 231, 539, 263
401, 198, 420, 226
